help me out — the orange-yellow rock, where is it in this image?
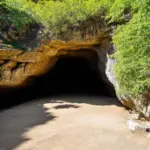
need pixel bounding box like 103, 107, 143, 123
0, 31, 111, 88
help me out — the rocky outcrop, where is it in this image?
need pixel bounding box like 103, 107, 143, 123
0, 32, 111, 89
0, 5, 107, 51
106, 57, 135, 109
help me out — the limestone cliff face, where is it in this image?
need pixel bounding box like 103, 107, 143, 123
106, 57, 135, 109
0, 32, 111, 88
0, 11, 107, 51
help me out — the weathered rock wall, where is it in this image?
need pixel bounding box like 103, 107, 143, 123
0, 34, 111, 88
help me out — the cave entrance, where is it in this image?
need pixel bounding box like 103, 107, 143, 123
31, 55, 116, 98
0, 51, 117, 109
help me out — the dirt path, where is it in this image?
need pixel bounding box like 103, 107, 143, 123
0, 95, 150, 150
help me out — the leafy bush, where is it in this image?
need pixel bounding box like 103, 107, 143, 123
0, 0, 36, 30
113, 0, 150, 96
1, 0, 103, 34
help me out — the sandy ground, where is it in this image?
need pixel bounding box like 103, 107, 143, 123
0, 95, 150, 150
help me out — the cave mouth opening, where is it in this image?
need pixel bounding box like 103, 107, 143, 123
0, 54, 117, 109
28, 54, 116, 98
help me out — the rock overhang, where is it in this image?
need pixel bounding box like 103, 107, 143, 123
0, 32, 112, 88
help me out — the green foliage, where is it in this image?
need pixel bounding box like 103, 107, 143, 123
0, 0, 35, 30
0, 0, 103, 33
113, 0, 150, 96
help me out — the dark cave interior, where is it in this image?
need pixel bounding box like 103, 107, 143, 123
0, 56, 116, 109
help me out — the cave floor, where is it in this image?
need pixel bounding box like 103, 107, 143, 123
0, 96, 150, 150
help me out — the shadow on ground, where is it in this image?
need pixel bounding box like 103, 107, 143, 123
53, 104, 80, 109
0, 100, 57, 150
